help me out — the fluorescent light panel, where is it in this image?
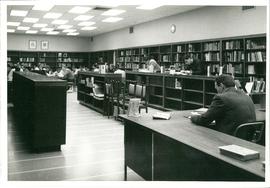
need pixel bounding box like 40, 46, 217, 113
136, 5, 162, 10
74, 15, 94, 21
57, 25, 73, 29
32, 4, 54, 11
102, 17, 123, 23
17, 26, 30, 30
40, 28, 54, 32
7, 29, 15, 33
7, 22, 20, 26
78, 21, 95, 26
10, 10, 28, 17
33, 23, 48, 28
26, 30, 38, 34
68, 6, 92, 14
23, 17, 39, 23
52, 20, 68, 25
102, 9, 126, 16
43, 12, 62, 19
67, 32, 79, 36
81, 26, 97, 30
47, 31, 59, 35
63, 29, 77, 33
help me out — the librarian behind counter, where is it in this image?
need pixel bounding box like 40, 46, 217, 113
190, 74, 256, 136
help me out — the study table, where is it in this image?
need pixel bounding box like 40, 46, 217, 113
120, 110, 265, 181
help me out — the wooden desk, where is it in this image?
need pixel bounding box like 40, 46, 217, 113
13, 72, 67, 152
121, 111, 265, 181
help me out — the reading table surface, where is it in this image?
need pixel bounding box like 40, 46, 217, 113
120, 110, 265, 181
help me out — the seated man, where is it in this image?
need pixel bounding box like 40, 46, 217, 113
147, 56, 161, 73
190, 74, 256, 136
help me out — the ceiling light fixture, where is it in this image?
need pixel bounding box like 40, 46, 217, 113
81, 26, 97, 31
33, 23, 48, 28
26, 30, 38, 34
47, 31, 59, 35
78, 21, 95, 26
57, 25, 73, 29
32, 4, 54, 11
136, 5, 162, 10
68, 6, 92, 14
10, 10, 28, 17
40, 28, 54, 32
102, 17, 123, 23
74, 15, 94, 21
43, 12, 62, 19
7, 29, 15, 33
67, 32, 79, 36
51, 20, 68, 25
17, 26, 30, 30
7, 22, 20, 26
102, 9, 126, 16
23, 17, 39, 23
63, 29, 77, 33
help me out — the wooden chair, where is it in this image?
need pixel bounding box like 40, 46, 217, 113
134, 84, 148, 113
233, 122, 264, 144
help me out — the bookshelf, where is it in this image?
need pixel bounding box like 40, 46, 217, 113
89, 50, 114, 69
202, 40, 221, 75
159, 45, 172, 68
172, 43, 186, 70
8, 51, 89, 70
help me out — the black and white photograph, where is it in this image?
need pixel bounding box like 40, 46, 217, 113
1, 0, 269, 188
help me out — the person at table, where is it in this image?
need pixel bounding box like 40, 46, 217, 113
146, 56, 161, 72
58, 65, 74, 82
190, 74, 256, 136
185, 55, 204, 75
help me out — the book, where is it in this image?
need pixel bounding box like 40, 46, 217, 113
245, 82, 254, 94
219, 144, 260, 161
153, 112, 171, 120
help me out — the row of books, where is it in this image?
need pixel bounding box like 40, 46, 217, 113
176, 45, 185, 53
203, 52, 220, 61
19, 57, 35, 62
161, 55, 171, 62
56, 58, 85, 63
247, 51, 266, 62
187, 44, 201, 52
125, 63, 139, 70
246, 40, 266, 49
224, 40, 242, 50
203, 42, 220, 51
223, 63, 243, 74
173, 54, 185, 62
224, 51, 245, 62
245, 79, 266, 93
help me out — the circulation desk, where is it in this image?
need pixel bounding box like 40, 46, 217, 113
13, 71, 67, 152
120, 111, 265, 181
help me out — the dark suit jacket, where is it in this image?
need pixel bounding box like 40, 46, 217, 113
191, 87, 256, 135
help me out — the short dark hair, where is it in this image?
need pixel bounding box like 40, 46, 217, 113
215, 74, 235, 87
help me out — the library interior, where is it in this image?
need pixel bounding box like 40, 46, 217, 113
3, 2, 269, 183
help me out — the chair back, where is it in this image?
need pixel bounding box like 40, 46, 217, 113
128, 84, 136, 96
233, 122, 264, 144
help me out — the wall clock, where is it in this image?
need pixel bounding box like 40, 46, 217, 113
170, 24, 176, 33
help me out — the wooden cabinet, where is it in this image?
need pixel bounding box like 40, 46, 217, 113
13, 72, 67, 152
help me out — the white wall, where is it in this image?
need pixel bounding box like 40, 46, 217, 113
89, 6, 267, 51
7, 34, 90, 52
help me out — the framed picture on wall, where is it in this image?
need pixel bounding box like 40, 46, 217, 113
29, 40, 37, 49
41, 41, 49, 50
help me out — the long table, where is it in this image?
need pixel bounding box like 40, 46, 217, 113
120, 110, 265, 181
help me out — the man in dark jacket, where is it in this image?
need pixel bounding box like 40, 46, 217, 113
190, 74, 256, 136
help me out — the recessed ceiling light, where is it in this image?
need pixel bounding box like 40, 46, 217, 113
101, 9, 126, 16
68, 6, 92, 14
17, 26, 30, 30
102, 17, 123, 23
78, 21, 95, 26
63, 29, 77, 33
23, 17, 39, 23
57, 25, 73, 29
43, 12, 62, 19
47, 31, 59, 35
32, 4, 54, 11
81, 26, 97, 31
67, 32, 79, 36
7, 29, 15, 33
7, 22, 20, 26
26, 30, 38, 34
51, 20, 68, 25
33, 23, 48, 28
10, 10, 28, 17
136, 5, 162, 10
40, 28, 54, 32
74, 15, 94, 21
